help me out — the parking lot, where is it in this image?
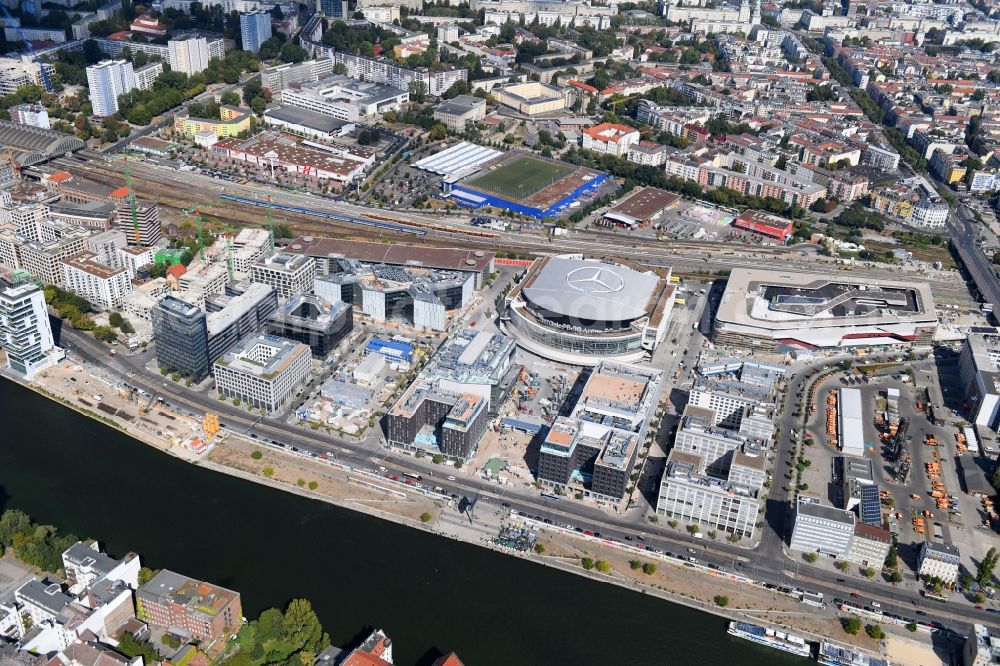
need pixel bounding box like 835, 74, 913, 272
798, 357, 1000, 586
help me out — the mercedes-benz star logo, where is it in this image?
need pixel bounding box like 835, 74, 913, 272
564, 267, 625, 294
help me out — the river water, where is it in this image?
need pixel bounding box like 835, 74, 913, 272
0, 378, 808, 665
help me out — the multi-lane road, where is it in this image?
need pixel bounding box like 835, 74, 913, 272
52, 322, 1000, 639
950, 203, 1000, 309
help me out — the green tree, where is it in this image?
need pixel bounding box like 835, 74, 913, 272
581, 557, 594, 570
842, 617, 862, 635
220, 91, 240, 106
432, 454, 444, 464
308, 481, 318, 490
642, 562, 657, 575
281, 599, 329, 655
262, 466, 274, 477
906, 622, 917, 632
137, 567, 160, 587
629, 560, 641, 570
714, 595, 729, 607
429, 123, 447, 140
251, 450, 263, 460
420, 512, 432, 523
977, 547, 999, 585
890, 571, 903, 584
595, 560, 611, 572
534, 543, 545, 554
804, 552, 818, 563
865, 624, 885, 640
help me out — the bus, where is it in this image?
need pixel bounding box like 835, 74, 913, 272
403, 472, 423, 482
540, 492, 561, 501
922, 591, 948, 603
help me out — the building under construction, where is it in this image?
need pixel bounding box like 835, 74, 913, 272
315, 260, 474, 332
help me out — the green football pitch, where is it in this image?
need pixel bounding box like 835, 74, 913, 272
466, 157, 574, 201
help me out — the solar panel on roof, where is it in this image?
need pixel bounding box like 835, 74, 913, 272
860, 485, 881, 525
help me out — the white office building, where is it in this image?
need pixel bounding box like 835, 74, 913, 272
917, 541, 961, 584
213, 334, 312, 414
86, 59, 136, 117
0, 281, 63, 379
655, 450, 759, 538
279, 75, 408, 122
789, 498, 855, 556
250, 252, 315, 300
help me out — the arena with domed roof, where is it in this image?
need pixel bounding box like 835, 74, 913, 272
502, 254, 675, 365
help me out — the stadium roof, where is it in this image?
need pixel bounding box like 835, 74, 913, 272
522, 256, 661, 323
0, 120, 84, 165
413, 141, 501, 176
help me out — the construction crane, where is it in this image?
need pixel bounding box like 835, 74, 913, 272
122, 159, 141, 246
266, 195, 275, 254
195, 208, 206, 260
1, 6, 52, 92
107, 155, 142, 245
221, 222, 235, 281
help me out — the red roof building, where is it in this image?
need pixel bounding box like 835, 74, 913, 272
733, 210, 794, 242
431, 654, 465, 666
166, 264, 187, 280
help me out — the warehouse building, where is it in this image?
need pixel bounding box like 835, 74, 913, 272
601, 187, 679, 229
839, 387, 865, 456
959, 333, 1000, 431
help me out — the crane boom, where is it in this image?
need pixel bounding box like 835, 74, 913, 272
267, 195, 275, 253
123, 160, 141, 245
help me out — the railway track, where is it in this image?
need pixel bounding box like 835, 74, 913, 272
52, 157, 975, 302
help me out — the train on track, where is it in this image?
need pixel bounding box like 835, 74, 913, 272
219, 194, 428, 236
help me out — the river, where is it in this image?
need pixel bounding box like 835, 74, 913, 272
0, 378, 808, 665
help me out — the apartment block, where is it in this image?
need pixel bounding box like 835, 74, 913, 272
62, 251, 132, 310
137, 570, 241, 643
0, 281, 63, 379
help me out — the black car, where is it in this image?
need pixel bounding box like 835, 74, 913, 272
916, 610, 927, 616
501, 502, 510, 508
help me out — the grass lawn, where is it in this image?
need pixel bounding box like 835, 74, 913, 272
467, 156, 573, 201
